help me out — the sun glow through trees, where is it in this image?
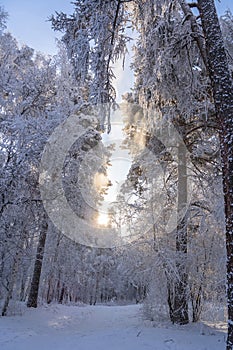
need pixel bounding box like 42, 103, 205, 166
97, 212, 110, 227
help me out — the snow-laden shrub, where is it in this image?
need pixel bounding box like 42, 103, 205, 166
143, 273, 169, 322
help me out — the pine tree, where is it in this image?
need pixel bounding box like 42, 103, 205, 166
196, 1, 233, 348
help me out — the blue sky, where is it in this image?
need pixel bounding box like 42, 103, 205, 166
0, 1, 232, 55
0, 0, 73, 54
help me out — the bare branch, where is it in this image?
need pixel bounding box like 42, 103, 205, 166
188, 2, 198, 8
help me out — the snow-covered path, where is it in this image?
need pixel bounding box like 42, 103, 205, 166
0, 304, 227, 350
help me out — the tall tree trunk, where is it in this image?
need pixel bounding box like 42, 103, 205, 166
2, 251, 21, 316
170, 141, 189, 324
197, 1, 233, 348
1, 229, 26, 316
27, 213, 48, 308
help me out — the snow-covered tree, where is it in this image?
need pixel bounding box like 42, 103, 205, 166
50, 0, 131, 131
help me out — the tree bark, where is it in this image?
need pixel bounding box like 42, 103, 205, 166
171, 141, 189, 324
2, 252, 21, 316
1, 229, 26, 316
196, 1, 233, 348
27, 213, 48, 308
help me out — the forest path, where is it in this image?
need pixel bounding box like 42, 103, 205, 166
0, 303, 226, 350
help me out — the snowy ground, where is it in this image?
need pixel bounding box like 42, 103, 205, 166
0, 303, 227, 350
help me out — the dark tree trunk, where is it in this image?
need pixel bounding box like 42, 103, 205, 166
191, 285, 202, 323
59, 283, 66, 304
197, 1, 233, 348
27, 214, 48, 308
